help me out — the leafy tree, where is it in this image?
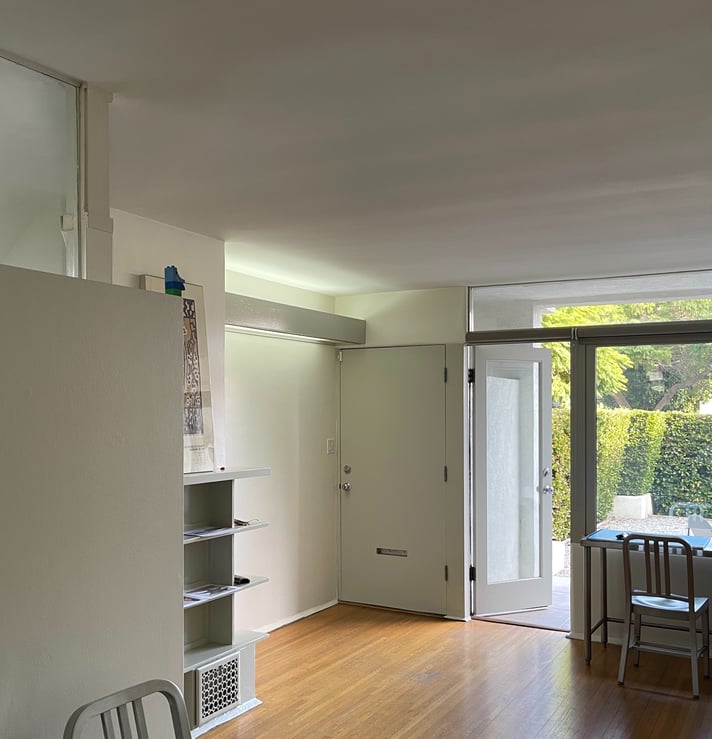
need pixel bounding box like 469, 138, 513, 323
541, 305, 632, 408
541, 300, 712, 411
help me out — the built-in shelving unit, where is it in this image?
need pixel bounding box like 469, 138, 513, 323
183, 467, 270, 737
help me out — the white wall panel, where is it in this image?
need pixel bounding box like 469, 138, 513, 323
224, 331, 339, 630
0, 264, 183, 737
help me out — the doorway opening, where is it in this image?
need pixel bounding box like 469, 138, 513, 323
469, 295, 712, 632
472, 341, 571, 631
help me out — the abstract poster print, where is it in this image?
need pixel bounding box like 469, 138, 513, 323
142, 274, 215, 473
183, 297, 204, 436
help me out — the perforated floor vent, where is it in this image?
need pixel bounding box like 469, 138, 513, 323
196, 652, 240, 725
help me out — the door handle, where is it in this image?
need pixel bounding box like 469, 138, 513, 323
340, 482, 352, 492
542, 485, 554, 495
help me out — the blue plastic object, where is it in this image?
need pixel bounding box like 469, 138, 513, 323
164, 265, 185, 296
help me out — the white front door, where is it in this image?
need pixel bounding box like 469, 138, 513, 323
339, 345, 447, 614
473, 345, 553, 615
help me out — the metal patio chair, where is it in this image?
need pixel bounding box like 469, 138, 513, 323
618, 534, 710, 698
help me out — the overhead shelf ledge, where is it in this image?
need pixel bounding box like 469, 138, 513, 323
184, 467, 271, 485
225, 292, 366, 344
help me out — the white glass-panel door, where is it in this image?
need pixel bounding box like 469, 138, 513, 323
474, 345, 553, 615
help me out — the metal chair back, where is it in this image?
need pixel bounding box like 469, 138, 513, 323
622, 534, 695, 607
63, 678, 191, 739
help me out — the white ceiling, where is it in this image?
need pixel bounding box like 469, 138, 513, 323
1, 0, 712, 295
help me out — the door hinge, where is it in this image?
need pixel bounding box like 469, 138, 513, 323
443, 465, 448, 482
444, 367, 448, 383
467, 368, 474, 383
469, 565, 476, 581
445, 565, 449, 581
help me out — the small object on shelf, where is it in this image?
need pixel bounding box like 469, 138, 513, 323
164, 265, 185, 296
234, 518, 260, 527
233, 576, 250, 586
185, 583, 239, 602
184, 525, 234, 537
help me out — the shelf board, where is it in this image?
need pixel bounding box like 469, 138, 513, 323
183, 467, 271, 486
183, 584, 238, 609
183, 521, 268, 544
184, 631, 269, 672
184, 643, 239, 673
183, 576, 268, 608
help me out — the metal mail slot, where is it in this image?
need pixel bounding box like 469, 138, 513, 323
376, 547, 408, 557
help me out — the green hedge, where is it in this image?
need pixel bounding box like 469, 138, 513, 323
651, 413, 712, 513
616, 411, 666, 496
551, 408, 570, 541
550, 408, 712, 540
596, 409, 631, 523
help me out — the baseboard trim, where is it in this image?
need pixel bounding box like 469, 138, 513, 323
260, 600, 339, 633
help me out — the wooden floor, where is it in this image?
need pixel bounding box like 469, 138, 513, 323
207, 604, 712, 738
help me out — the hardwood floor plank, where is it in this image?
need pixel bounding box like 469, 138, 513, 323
206, 604, 712, 738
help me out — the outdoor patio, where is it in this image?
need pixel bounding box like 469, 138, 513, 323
603, 513, 690, 535
480, 514, 701, 632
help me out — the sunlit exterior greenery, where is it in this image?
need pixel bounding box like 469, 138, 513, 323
545, 300, 712, 540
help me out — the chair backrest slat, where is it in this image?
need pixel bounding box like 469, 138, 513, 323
100, 711, 117, 739
117, 704, 132, 738
132, 698, 149, 739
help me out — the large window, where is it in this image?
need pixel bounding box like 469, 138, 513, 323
0, 55, 79, 276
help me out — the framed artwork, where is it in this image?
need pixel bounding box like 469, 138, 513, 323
142, 274, 215, 473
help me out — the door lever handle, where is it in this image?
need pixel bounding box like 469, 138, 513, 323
340, 482, 352, 492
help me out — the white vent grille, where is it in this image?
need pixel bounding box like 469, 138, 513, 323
196, 652, 240, 725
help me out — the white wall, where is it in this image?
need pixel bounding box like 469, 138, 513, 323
226, 271, 335, 313
225, 331, 339, 630
336, 287, 467, 346
0, 265, 183, 738
111, 208, 227, 467
224, 271, 339, 630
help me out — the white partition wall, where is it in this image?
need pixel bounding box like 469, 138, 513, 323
0, 265, 183, 737
224, 329, 339, 631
